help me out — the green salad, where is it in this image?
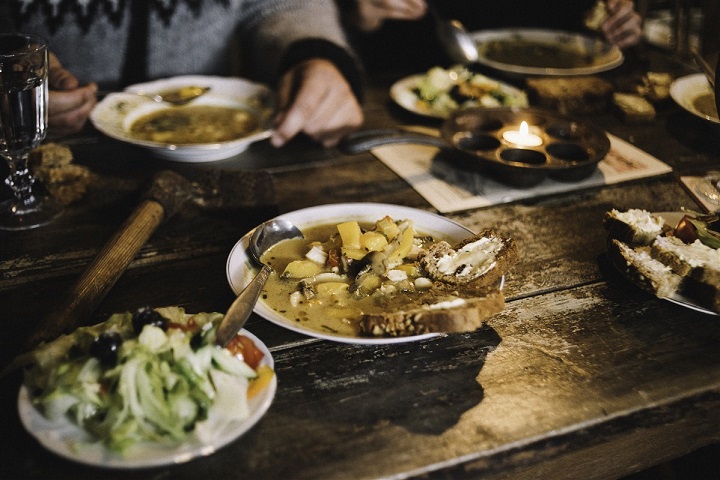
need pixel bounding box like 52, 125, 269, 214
413, 65, 528, 116
21, 306, 273, 453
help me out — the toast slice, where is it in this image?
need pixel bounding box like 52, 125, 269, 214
360, 229, 517, 337
603, 208, 666, 246
607, 239, 683, 298
359, 291, 504, 337
418, 229, 518, 293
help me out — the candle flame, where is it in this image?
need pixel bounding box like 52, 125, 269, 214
519, 121, 529, 135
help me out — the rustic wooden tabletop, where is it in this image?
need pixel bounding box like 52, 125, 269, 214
0, 44, 718, 480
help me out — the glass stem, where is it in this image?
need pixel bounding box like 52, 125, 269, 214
3, 153, 39, 208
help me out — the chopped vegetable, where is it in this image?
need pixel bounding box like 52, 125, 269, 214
22, 307, 273, 453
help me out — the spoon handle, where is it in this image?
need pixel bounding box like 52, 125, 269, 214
215, 264, 272, 347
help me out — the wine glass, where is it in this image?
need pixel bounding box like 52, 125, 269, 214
0, 33, 62, 231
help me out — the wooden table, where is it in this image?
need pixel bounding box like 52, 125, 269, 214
1, 45, 718, 480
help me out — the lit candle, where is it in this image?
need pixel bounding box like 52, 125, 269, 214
502, 121, 543, 147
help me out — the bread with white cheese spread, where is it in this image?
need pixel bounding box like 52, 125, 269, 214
359, 229, 518, 337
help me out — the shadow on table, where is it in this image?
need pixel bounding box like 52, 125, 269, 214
282, 325, 502, 435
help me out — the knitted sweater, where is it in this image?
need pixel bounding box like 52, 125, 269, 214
1, 0, 363, 99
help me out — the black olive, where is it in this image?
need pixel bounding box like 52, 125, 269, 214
90, 331, 123, 366
190, 331, 204, 350
132, 306, 167, 335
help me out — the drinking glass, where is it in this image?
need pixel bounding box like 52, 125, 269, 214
0, 33, 62, 230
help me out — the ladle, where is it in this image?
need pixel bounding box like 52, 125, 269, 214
215, 218, 304, 347
429, 3, 478, 64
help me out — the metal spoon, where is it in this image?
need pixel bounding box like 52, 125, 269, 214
429, 4, 478, 63
215, 218, 304, 347
134, 85, 211, 106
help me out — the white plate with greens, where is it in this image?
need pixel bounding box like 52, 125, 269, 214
18, 327, 276, 468
390, 65, 528, 119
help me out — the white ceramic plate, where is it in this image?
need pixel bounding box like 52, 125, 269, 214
18, 329, 277, 468
471, 28, 623, 76
390, 71, 528, 119
90, 75, 275, 162
670, 74, 719, 125
226, 203, 475, 344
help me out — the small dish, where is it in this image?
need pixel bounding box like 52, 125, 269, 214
18, 329, 276, 468
670, 73, 719, 125
471, 28, 623, 76
90, 75, 275, 162
226, 203, 476, 344
390, 69, 528, 119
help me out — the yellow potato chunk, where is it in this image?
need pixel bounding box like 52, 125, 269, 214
387, 225, 415, 264
354, 273, 383, 293
395, 263, 420, 277
360, 231, 388, 252
375, 216, 400, 240
342, 247, 367, 261
247, 365, 274, 399
282, 259, 323, 279
337, 221, 362, 248
316, 282, 350, 296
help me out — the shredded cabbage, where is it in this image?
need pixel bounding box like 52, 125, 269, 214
24, 308, 265, 453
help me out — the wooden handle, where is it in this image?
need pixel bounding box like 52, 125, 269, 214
26, 170, 191, 348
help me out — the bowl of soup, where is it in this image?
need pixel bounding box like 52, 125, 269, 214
91, 75, 275, 162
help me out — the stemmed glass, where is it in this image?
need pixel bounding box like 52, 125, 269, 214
0, 33, 62, 230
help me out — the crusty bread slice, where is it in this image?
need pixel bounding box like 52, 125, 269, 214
359, 230, 517, 337
607, 239, 683, 298
359, 291, 504, 337
418, 229, 518, 293
603, 208, 666, 246
651, 236, 720, 278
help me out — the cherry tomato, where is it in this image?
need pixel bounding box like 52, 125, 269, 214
226, 335, 265, 369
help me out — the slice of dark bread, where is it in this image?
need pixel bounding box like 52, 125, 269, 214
359, 230, 517, 337
359, 291, 504, 337
603, 208, 665, 246
607, 239, 683, 298
417, 229, 518, 293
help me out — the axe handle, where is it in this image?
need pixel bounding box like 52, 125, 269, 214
26, 199, 166, 348
24, 169, 192, 349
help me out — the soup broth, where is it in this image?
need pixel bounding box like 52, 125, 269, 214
129, 105, 260, 144
259, 221, 445, 337
482, 40, 594, 69
693, 93, 719, 119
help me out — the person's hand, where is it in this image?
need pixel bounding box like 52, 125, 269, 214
271, 59, 364, 148
47, 52, 98, 136
352, 0, 427, 32
602, 0, 642, 48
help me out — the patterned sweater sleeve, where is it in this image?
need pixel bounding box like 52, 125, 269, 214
240, 0, 364, 102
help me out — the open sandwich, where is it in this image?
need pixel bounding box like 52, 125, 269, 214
360, 229, 518, 337
603, 208, 720, 312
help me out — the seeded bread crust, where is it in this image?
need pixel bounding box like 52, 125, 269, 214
418, 229, 518, 293
359, 291, 504, 337
603, 209, 666, 246
360, 230, 517, 337
606, 239, 683, 298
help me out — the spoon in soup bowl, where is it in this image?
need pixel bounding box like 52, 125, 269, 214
134, 85, 211, 106
215, 218, 304, 347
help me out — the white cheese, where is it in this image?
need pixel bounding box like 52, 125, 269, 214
610, 208, 664, 234
424, 298, 467, 310
436, 237, 502, 278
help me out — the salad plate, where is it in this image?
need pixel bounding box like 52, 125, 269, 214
669, 74, 719, 125
471, 29, 623, 76
18, 328, 277, 468
226, 203, 475, 344
90, 75, 275, 162
390, 66, 528, 119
